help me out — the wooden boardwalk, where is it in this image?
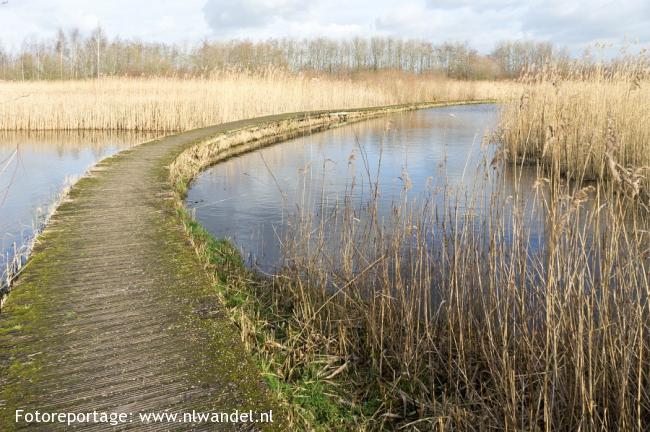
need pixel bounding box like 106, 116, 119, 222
0, 116, 297, 431
0, 103, 482, 430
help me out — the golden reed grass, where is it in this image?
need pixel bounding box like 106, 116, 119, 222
0, 69, 514, 131
156, 68, 650, 429
499, 56, 650, 198
168, 107, 649, 429
249, 160, 650, 430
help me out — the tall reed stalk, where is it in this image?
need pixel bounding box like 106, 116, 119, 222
499, 53, 650, 198
0, 70, 514, 131
212, 149, 649, 430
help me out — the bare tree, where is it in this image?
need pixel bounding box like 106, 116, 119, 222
89, 26, 106, 78
0, 28, 598, 81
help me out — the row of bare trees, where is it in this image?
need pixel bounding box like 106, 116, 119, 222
0, 27, 571, 80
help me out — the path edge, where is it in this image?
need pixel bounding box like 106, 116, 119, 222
165, 100, 495, 428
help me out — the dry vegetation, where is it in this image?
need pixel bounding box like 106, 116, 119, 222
169, 54, 650, 430
3, 38, 649, 430
198, 158, 650, 430
0, 70, 514, 131
499, 54, 650, 199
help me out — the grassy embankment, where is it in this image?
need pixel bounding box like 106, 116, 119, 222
174, 143, 650, 431
0, 71, 511, 301
171, 62, 650, 430
5, 62, 649, 430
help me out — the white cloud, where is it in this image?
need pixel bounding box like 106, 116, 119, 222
0, 0, 210, 50
426, 0, 522, 11
374, 2, 525, 51
521, 0, 650, 45
203, 0, 310, 32
0, 0, 647, 53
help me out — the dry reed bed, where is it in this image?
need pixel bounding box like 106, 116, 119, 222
172, 105, 650, 429
257, 164, 650, 430
0, 71, 514, 131
499, 59, 650, 198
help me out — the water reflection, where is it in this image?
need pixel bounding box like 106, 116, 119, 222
187, 104, 503, 272
0, 130, 157, 289
187, 103, 648, 290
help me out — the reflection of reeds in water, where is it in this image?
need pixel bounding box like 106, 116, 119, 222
243, 149, 649, 430
0, 130, 160, 152
0, 130, 157, 210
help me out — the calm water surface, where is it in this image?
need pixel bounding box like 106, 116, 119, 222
0, 131, 156, 285
187, 104, 507, 272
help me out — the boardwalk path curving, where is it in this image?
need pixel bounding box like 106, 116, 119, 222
0, 102, 486, 430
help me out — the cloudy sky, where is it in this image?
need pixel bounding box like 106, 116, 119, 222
0, 0, 648, 53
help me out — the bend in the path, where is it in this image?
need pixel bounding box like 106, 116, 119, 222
0, 102, 489, 431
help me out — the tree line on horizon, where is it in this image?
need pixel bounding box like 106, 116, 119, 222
0, 27, 634, 81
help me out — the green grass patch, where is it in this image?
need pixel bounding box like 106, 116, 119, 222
173, 180, 364, 430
